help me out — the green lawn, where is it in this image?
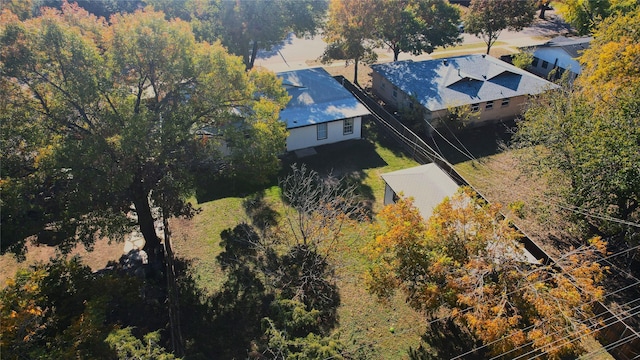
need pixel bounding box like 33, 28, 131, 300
170, 120, 427, 358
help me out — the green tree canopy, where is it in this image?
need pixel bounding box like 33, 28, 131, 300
321, 0, 378, 85
554, 0, 638, 35
0, 257, 159, 359
0, 4, 290, 261
148, 0, 328, 70
514, 10, 640, 245
464, 0, 536, 54
514, 87, 640, 244
373, 0, 462, 62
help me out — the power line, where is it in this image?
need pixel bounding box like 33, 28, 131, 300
508, 300, 640, 360
450, 277, 640, 360
421, 120, 640, 230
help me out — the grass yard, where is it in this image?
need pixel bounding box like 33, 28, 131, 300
169, 120, 429, 358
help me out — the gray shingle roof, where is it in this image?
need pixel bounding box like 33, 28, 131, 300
371, 54, 557, 111
541, 35, 592, 58
277, 67, 370, 129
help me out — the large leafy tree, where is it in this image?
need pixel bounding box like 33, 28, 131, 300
366, 188, 607, 358
514, 10, 640, 245
321, 0, 378, 85
374, 0, 462, 62
37, 0, 145, 19
149, 0, 328, 70
216, 0, 327, 70
0, 4, 289, 262
0, 257, 159, 359
464, 0, 536, 54
576, 8, 640, 99
554, 0, 638, 35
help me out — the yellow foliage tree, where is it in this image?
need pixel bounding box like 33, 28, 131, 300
366, 187, 607, 358
577, 8, 640, 100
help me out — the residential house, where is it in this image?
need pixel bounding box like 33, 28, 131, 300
370, 54, 558, 129
525, 36, 591, 81
277, 67, 370, 152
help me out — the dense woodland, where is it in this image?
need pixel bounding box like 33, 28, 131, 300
1, 0, 639, 359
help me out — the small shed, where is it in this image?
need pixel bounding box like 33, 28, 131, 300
381, 163, 539, 263
381, 163, 459, 220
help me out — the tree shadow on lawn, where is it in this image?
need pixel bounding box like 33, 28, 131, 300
425, 120, 517, 165
362, 115, 415, 160
194, 168, 280, 204
409, 319, 486, 360
281, 138, 387, 216
195, 137, 387, 217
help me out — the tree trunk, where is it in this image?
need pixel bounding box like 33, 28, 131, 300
353, 57, 359, 86
163, 212, 184, 356
248, 41, 259, 70
539, 6, 547, 19
393, 48, 400, 62
131, 184, 163, 267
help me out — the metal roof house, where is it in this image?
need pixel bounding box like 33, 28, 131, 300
277, 67, 370, 152
525, 36, 591, 81
370, 54, 558, 128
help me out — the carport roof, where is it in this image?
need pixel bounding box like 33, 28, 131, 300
381, 163, 459, 219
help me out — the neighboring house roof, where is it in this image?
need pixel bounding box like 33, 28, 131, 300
371, 54, 557, 112
538, 35, 592, 59
277, 67, 370, 129
381, 163, 459, 219
531, 36, 592, 75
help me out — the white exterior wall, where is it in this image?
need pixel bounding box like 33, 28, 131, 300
530, 48, 581, 80
286, 116, 362, 151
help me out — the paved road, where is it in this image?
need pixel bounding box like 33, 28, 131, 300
255, 11, 573, 72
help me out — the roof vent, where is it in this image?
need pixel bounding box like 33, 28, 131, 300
443, 59, 448, 66
482, 54, 486, 58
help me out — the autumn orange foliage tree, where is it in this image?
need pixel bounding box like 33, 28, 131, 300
366, 187, 607, 358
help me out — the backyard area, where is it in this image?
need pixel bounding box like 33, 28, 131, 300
168, 119, 435, 358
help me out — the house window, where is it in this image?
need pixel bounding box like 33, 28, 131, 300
532, 57, 539, 67
471, 103, 480, 112
343, 118, 354, 135
393, 86, 398, 98
501, 98, 510, 107
317, 123, 327, 140
542, 60, 549, 69
485, 101, 494, 110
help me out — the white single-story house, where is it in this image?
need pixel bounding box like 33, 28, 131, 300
277, 67, 371, 152
525, 36, 591, 81
381, 163, 539, 263
370, 54, 558, 127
